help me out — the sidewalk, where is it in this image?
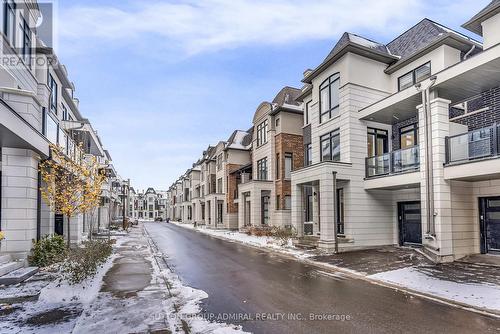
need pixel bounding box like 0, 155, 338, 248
0, 224, 247, 333
171, 221, 500, 316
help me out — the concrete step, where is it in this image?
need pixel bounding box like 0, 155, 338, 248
0, 254, 12, 265
0, 261, 24, 277
0, 267, 38, 286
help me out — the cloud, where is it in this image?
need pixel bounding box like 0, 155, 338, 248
58, 0, 429, 55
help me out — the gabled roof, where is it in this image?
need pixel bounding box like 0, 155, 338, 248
145, 187, 156, 195
303, 19, 481, 83
463, 0, 500, 35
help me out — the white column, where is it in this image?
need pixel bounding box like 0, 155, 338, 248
418, 98, 454, 261
318, 172, 336, 249
291, 183, 303, 237
1, 148, 40, 256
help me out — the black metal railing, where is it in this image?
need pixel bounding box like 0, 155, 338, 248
366, 146, 420, 178
445, 124, 499, 164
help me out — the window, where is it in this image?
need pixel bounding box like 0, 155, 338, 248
276, 195, 280, 209
275, 118, 280, 127
304, 144, 312, 166
400, 123, 418, 149
276, 153, 280, 179
20, 16, 31, 65
305, 100, 312, 125
257, 158, 268, 180
62, 105, 68, 121
216, 153, 223, 171
4, 0, 16, 46
319, 73, 340, 123
398, 62, 431, 91
217, 178, 222, 193
284, 195, 291, 210
284, 153, 292, 179
320, 130, 340, 162
41, 107, 47, 135
367, 128, 388, 157
49, 74, 58, 114
256, 120, 268, 146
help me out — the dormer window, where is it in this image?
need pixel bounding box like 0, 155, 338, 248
319, 73, 340, 123
398, 62, 431, 91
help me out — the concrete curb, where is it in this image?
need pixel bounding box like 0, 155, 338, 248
170, 222, 500, 319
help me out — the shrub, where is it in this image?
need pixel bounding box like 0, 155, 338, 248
271, 226, 298, 247
29, 235, 67, 267
61, 239, 113, 284
245, 225, 274, 237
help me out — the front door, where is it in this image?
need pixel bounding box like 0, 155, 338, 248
55, 214, 64, 236
398, 201, 422, 245
261, 196, 270, 225
480, 197, 500, 254
217, 201, 223, 224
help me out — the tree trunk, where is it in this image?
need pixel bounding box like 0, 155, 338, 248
67, 216, 71, 249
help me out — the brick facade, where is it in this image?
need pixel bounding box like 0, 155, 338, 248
451, 86, 500, 130
275, 133, 304, 210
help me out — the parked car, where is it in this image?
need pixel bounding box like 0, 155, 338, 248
154, 217, 163, 222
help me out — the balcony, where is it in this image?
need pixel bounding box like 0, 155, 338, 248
446, 125, 500, 165
444, 125, 500, 181
366, 146, 420, 178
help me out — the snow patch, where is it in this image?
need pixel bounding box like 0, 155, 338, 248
370, 266, 500, 311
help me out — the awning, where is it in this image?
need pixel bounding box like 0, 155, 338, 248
0, 99, 49, 157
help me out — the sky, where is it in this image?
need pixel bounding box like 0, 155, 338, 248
54, 0, 490, 191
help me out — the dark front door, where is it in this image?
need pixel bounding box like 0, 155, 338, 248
480, 197, 500, 254
55, 214, 64, 236
261, 196, 270, 225
398, 201, 422, 245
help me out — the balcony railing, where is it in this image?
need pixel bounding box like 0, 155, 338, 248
366, 146, 420, 178
446, 124, 500, 164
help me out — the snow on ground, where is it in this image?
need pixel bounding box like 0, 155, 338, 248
171, 221, 314, 260
369, 266, 500, 312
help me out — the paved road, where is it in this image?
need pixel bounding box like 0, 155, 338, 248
145, 223, 500, 334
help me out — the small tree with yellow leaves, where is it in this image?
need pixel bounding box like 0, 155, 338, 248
40, 144, 107, 247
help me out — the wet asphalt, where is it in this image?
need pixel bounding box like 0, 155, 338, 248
144, 223, 500, 334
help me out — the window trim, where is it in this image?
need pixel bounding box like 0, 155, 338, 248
284, 152, 293, 179
397, 62, 431, 91
4, 0, 16, 46
256, 119, 269, 147
367, 127, 389, 157
319, 73, 340, 123
257, 157, 268, 180
320, 129, 340, 162
304, 143, 312, 166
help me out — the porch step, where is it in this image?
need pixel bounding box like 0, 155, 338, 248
0, 254, 12, 265
0, 267, 38, 286
0, 261, 24, 277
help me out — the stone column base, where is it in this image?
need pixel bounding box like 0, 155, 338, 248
318, 239, 337, 250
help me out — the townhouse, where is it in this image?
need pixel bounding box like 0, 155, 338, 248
237, 87, 304, 229
289, 1, 500, 262
133, 187, 165, 220
0, 1, 129, 260
165, 1, 500, 262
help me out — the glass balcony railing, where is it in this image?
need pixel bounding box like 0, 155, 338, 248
446, 125, 500, 164
366, 146, 420, 178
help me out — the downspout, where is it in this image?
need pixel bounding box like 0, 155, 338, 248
463, 45, 476, 60
416, 75, 437, 238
